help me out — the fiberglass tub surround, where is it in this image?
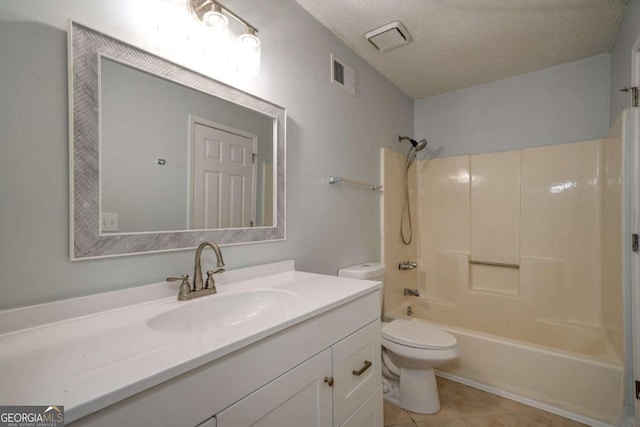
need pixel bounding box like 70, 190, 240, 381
381, 113, 626, 424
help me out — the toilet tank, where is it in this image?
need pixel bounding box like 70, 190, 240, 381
338, 262, 386, 283
339, 263, 386, 316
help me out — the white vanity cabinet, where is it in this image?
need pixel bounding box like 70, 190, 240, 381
340, 386, 384, 427
214, 349, 333, 426
332, 320, 381, 425
69, 288, 382, 427
214, 320, 382, 427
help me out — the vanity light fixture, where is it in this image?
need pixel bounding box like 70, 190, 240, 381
190, 0, 260, 45
190, 0, 261, 75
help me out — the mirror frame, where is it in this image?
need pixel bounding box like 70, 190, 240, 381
69, 22, 285, 260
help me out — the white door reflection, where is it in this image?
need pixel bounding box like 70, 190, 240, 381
192, 120, 257, 229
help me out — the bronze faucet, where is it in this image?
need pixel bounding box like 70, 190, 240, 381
167, 241, 226, 301
193, 241, 225, 291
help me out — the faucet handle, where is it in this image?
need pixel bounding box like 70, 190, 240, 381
204, 270, 218, 293
166, 274, 189, 283
167, 274, 192, 300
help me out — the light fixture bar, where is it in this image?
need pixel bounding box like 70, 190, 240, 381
190, 0, 259, 33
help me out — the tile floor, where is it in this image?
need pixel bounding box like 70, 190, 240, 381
383, 377, 587, 427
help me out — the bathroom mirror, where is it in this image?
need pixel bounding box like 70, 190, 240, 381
100, 57, 275, 233
69, 22, 285, 259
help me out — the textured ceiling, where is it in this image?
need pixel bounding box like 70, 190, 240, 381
294, 0, 628, 99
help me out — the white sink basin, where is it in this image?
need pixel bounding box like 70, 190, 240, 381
148, 289, 299, 334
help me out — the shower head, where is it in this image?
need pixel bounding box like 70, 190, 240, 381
399, 135, 428, 151
414, 138, 428, 152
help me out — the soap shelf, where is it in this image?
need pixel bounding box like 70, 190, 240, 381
328, 176, 383, 191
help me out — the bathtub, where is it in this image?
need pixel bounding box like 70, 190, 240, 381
386, 301, 624, 426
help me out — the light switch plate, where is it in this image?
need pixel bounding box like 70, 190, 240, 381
102, 213, 119, 232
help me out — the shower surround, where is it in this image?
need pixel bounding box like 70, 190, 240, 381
381, 114, 627, 424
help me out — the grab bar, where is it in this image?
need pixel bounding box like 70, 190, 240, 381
328, 176, 383, 191
469, 260, 519, 269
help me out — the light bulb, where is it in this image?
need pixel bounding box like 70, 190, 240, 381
239, 33, 260, 48
239, 26, 260, 48
235, 27, 260, 77
203, 4, 228, 28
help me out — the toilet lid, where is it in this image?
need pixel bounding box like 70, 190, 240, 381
382, 319, 457, 350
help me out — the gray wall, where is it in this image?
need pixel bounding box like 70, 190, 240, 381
414, 54, 611, 157
610, 0, 640, 124
0, 0, 413, 309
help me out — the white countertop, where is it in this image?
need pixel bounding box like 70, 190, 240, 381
0, 261, 381, 422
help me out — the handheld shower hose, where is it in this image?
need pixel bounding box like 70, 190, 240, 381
398, 136, 428, 245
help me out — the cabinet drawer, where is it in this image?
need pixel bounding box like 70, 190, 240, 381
332, 320, 381, 425
340, 386, 383, 427
215, 349, 332, 426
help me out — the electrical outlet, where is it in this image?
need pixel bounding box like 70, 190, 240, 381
102, 213, 119, 232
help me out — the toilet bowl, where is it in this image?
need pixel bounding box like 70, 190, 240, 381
338, 263, 459, 414
381, 318, 458, 413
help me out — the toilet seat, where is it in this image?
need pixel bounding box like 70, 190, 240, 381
382, 319, 457, 350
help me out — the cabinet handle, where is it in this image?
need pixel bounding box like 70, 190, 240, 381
352, 360, 372, 376
324, 376, 334, 387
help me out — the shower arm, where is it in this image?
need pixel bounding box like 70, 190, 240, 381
399, 135, 417, 145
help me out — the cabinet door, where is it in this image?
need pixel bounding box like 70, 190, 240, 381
340, 386, 383, 427
215, 349, 332, 426
332, 320, 382, 425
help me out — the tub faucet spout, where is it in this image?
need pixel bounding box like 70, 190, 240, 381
404, 288, 420, 297
399, 261, 418, 270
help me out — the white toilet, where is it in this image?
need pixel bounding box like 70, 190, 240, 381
338, 263, 459, 414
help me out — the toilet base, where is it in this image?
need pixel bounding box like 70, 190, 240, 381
383, 368, 441, 414
382, 377, 401, 407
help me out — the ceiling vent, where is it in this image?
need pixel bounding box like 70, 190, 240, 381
365, 21, 411, 52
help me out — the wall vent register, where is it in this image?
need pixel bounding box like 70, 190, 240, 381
330, 54, 356, 96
